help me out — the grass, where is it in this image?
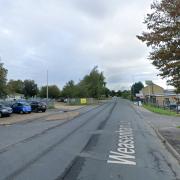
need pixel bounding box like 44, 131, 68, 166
177, 126, 180, 129
47, 105, 55, 109
143, 104, 179, 116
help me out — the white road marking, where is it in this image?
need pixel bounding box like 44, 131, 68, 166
107, 122, 136, 165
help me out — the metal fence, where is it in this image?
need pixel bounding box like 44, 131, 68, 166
142, 101, 180, 114
67, 98, 100, 105
66, 98, 110, 105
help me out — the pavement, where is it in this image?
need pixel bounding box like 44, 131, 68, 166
132, 103, 180, 162
0, 99, 180, 180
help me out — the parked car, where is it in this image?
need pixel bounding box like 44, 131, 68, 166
169, 103, 180, 111
0, 104, 13, 118
57, 98, 65, 102
30, 101, 47, 112
12, 102, 31, 114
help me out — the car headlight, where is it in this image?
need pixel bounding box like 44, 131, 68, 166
1, 109, 7, 112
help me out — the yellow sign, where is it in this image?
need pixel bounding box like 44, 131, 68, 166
80, 98, 87, 104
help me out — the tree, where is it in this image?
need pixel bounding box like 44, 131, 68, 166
23, 80, 38, 98
131, 82, 144, 97
61, 67, 107, 99
80, 66, 106, 98
137, 0, 180, 92
40, 85, 60, 99
0, 60, 8, 98
121, 90, 131, 99
116, 90, 122, 97
104, 87, 111, 97
61, 80, 78, 98
7, 79, 24, 94
110, 90, 116, 97
75, 81, 89, 98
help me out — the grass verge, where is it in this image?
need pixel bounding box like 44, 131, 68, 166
48, 105, 55, 109
143, 104, 179, 116
177, 126, 180, 129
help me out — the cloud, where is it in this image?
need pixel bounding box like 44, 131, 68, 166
0, 0, 167, 90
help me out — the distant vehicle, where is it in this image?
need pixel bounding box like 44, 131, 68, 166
169, 103, 180, 111
12, 102, 31, 114
30, 101, 47, 112
0, 104, 13, 118
57, 98, 65, 102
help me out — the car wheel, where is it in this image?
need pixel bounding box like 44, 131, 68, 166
42, 109, 46, 112
0, 113, 2, 118
20, 110, 23, 114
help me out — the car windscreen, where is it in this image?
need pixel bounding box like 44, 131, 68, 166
21, 103, 30, 106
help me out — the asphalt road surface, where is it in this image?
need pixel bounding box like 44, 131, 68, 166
0, 99, 180, 180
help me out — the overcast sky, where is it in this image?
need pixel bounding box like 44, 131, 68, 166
0, 0, 169, 90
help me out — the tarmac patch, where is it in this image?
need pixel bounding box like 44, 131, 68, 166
46, 111, 79, 121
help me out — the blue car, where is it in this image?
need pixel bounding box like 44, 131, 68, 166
12, 102, 32, 114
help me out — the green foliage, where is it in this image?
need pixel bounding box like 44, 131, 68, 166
7, 79, 24, 94
0, 61, 8, 98
104, 88, 111, 97
131, 82, 144, 97
39, 86, 46, 98
116, 90, 122, 97
110, 90, 116, 97
61, 66, 106, 99
80, 66, 106, 98
40, 85, 60, 99
121, 90, 131, 99
61, 80, 78, 98
23, 80, 38, 98
137, 0, 180, 93
143, 104, 178, 116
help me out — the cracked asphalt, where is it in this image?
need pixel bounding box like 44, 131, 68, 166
0, 99, 179, 180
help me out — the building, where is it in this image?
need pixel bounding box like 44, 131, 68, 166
139, 83, 180, 106
6, 93, 24, 101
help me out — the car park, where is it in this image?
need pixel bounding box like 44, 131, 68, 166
0, 104, 13, 118
30, 101, 47, 112
12, 102, 31, 114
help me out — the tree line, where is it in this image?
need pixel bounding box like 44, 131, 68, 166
1, 61, 139, 100
0, 61, 61, 98
0, 63, 114, 99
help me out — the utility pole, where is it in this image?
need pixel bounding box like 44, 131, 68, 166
131, 85, 134, 101
46, 70, 49, 104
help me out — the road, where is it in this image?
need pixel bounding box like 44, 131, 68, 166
0, 99, 180, 180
